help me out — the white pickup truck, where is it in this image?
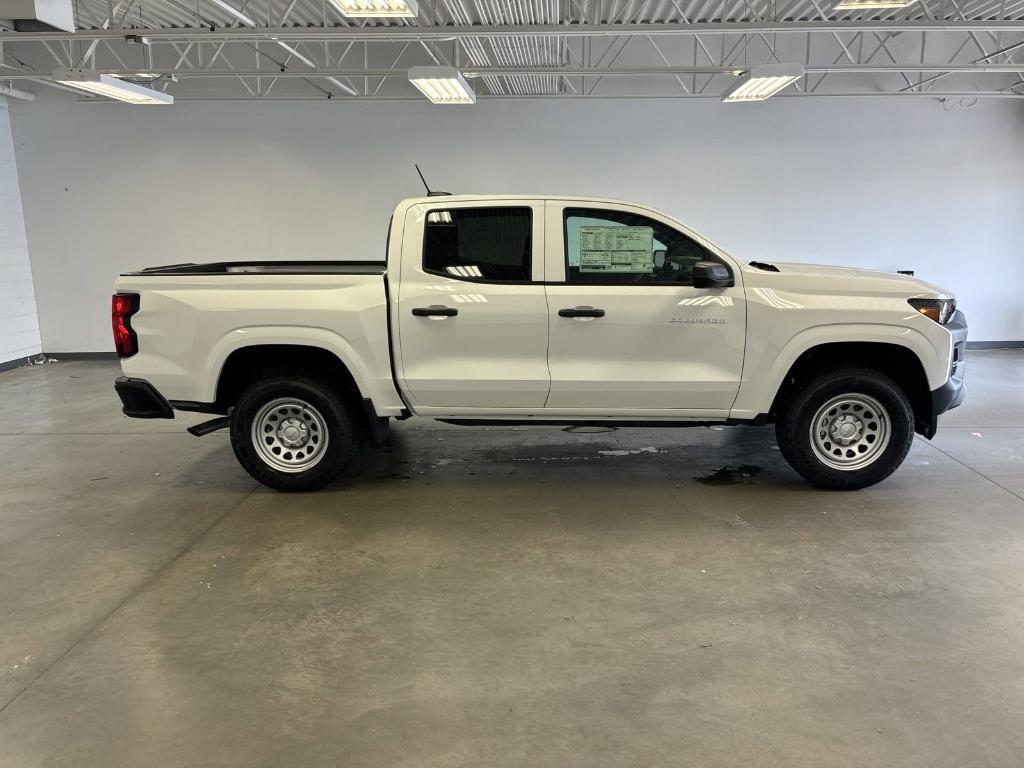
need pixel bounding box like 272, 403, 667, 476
112, 195, 966, 492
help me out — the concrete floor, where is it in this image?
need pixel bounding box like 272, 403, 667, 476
1, 352, 1023, 767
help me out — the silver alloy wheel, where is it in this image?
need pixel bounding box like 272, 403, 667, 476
251, 397, 329, 473
809, 393, 891, 471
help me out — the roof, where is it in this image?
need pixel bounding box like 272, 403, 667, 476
3, 0, 1022, 100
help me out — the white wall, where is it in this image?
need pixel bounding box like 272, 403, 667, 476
9, 93, 1024, 350
0, 97, 40, 365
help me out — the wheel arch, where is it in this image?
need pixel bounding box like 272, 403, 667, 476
214, 344, 362, 410
199, 327, 375, 407
769, 341, 933, 436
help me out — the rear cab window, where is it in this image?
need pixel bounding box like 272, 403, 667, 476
423, 207, 532, 282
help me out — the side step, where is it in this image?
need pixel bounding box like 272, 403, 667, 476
187, 416, 231, 437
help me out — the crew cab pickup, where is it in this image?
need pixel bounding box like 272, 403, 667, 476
112, 195, 966, 491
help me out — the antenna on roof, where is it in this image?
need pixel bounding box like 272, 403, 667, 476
414, 164, 452, 197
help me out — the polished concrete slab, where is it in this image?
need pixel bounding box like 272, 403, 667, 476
1, 352, 1022, 767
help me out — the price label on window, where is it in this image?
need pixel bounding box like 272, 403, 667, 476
578, 226, 654, 273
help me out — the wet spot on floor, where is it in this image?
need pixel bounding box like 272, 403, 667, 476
598, 447, 660, 456
480, 446, 610, 464
694, 465, 763, 486
374, 472, 413, 481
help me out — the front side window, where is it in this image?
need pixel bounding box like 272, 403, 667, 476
423, 207, 532, 282
564, 208, 714, 285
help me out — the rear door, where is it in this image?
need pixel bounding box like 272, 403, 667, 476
395, 200, 549, 412
543, 201, 745, 414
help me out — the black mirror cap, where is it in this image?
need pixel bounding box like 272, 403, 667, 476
692, 261, 734, 289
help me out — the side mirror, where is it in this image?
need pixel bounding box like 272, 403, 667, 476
692, 261, 734, 289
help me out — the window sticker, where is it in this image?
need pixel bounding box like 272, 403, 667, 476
578, 226, 654, 273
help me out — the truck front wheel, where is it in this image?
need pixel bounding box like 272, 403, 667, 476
230, 374, 358, 491
775, 367, 915, 490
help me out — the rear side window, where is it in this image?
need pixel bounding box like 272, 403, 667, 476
423, 207, 532, 282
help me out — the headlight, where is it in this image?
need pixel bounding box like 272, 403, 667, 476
908, 297, 956, 325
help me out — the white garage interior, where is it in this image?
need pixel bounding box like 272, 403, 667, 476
1, 1, 1023, 765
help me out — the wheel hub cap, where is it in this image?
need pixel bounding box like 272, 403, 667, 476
831, 414, 862, 444
278, 417, 309, 448
809, 393, 891, 471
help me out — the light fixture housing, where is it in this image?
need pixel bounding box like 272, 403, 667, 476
408, 66, 475, 104
833, 0, 915, 8
722, 63, 803, 102
2, 0, 75, 32
53, 68, 173, 104
330, 0, 417, 16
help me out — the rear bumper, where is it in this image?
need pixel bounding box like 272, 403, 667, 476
114, 376, 174, 419
919, 310, 967, 438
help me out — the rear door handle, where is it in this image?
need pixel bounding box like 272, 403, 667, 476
412, 305, 458, 317
558, 306, 605, 318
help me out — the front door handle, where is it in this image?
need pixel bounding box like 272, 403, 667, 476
412, 305, 458, 318
558, 306, 605, 318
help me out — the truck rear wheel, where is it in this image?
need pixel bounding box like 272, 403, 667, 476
230, 374, 358, 492
775, 367, 914, 490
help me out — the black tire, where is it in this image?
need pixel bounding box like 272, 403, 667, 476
230, 374, 358, 492
775, 367, 914, 490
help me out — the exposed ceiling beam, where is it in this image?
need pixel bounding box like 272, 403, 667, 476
4, 64, 1021, 78
2, 20, 1024, 43
85, 90, 1024, 100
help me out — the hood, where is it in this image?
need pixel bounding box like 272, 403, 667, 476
758, 261, 951, 297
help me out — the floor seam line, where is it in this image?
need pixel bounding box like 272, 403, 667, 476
0, 483, 260, 718
915, 436, 1024, 504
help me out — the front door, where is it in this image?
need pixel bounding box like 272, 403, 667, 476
544, 201, 745, 414
395, 200, 549, 412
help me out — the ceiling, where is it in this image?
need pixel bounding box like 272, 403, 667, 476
1, 0, 1022, 100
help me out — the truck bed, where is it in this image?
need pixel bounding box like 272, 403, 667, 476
124, 261, 386, 276
114, 268, 405, 417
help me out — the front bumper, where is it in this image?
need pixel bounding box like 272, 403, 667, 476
919, 310, 967, 438
114, 376, 174, 419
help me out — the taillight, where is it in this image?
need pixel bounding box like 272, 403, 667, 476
111, 293, 140, 358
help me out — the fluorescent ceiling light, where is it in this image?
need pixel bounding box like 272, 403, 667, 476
330, 0, 417, 17
722, 64, 803, 102
207, 0, 257, 25
834, 0, 916, 8
53, 68, 173, 104
408, 66, 475, 104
